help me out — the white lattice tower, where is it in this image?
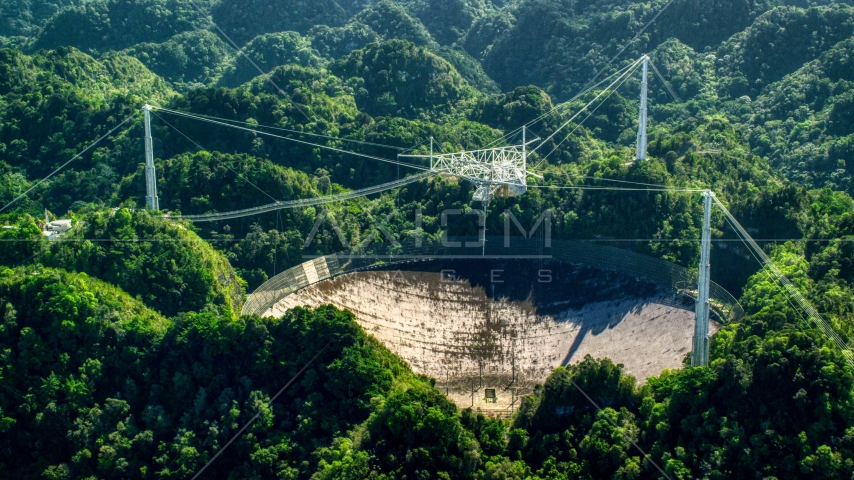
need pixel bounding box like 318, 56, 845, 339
635, 55, 649, 161
143, 105, 159, 210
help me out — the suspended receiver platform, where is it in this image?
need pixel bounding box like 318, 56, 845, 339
401, 131, 541, 203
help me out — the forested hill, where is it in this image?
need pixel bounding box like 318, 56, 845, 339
3, 0, 854, 478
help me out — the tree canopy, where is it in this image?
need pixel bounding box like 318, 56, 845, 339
3, 0, 854, 477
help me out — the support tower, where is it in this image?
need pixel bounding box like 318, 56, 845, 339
692, 190, 713, 366
636, 55, 649, 161
143, 105, 159, 210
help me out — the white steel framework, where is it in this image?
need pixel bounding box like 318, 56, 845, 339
401, 127, 541, 203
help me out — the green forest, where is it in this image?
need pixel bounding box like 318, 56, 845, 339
3, 0, 854, 478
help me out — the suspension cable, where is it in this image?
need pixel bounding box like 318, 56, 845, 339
156, 107, 410, 151
559, 172, 689, 189
534, 62, 638, 167
714, 197, 854, 366
721, 211, 812, 323
485, 59, 643, 149
720, 209, 852, 357
153, 111, 279, 203
528, 185, 702, 192
531, 59, 642, 153
184, 0, 313, 122
648, 58, 682, 103
166, 171, 432, 222
189, 342, 331, 480
582, 0, 678, 91
153, 107, 428, 171
0, 111, 141, 214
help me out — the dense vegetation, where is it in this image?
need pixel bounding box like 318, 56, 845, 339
3, 0, 854, 478
0, 277, 411, 479
2, 278, 850, 478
